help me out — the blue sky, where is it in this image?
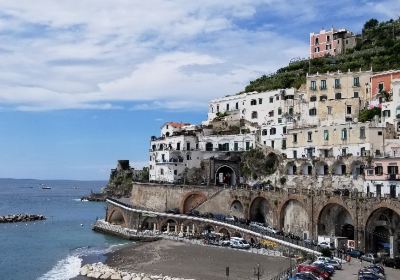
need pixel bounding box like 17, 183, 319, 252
0, 0, 398, 180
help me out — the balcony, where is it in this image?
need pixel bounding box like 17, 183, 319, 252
334, 84, 341, 89
309, 87, 317, 91
319, 86, 327, 91
388, 174, 400, 181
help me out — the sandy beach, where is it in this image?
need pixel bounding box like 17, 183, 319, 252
105, 239, 288, 280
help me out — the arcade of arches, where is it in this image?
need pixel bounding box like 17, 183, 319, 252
108, 210, 126, 226
249, 197, 273, 225
318, 204, 354, 240
182, 193, 207, 214
215, 165, 236, 186
280, 200, 310, 239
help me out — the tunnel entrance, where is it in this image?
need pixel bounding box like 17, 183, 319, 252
365, 208, 400, 257
249, 197, 272, 225
108, 210, 126, 226
318, 203, 354, 239
215, 165, 236, 186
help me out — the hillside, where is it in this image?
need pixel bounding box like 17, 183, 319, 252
245, 18, 400, 93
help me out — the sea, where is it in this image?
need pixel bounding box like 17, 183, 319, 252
0, 178, 128, 280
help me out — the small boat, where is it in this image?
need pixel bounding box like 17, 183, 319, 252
41, 184, 51, 190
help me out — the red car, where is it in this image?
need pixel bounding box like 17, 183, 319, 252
297, 264, 330, 279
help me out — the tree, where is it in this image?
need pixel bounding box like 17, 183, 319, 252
364, 18, 379, 30
359, 107, 381, 122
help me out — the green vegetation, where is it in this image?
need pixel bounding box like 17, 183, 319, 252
240, 149, 279, 180
319, 248, 333, 258
245, 18, 400, 93
359, 107, 381, 122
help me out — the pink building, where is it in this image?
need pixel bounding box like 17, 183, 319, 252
364, 157, 400, 198
310, 28, 356, 59
370, 70, 400, 99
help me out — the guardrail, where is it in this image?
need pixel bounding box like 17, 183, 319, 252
106, 198, 321, 255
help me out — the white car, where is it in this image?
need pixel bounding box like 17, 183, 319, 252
230, 239, 250, 249
318, 242, 333, 249
325, 259, 342, 270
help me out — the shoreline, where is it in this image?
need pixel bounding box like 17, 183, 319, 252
102, 239, 288, 280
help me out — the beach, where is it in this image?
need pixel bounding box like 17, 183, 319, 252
104, 239, 288, 280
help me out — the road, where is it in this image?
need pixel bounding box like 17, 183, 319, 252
333, 260, 400, 280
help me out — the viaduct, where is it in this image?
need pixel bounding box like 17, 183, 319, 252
105, 183, 400, 256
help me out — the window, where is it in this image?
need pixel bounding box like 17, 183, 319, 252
388, 166, 399, 175
245, 141, 250, 151
375, 166, 383, 176
354, 92, 359, 98
360, 127, 366, 139
282, 139, 286, 150
288, 107, 294, 115
259, 98, 263, 104
278, 118, 282, 124
327, 35, 330, 42
196, 143, 199, 150
346, 105, 352, 115
262, 129, 268, 135
383, 110, 391, 118
269, 97, 273, 103
186, 142, 191, 150
276, 95, 279, 101
283, 126, 287, 134
378, 82, 384, 93
250, 99, 257, 105
315, 37, 319, 44
310, 81, 317, 90
293, 134, 298, 143
234, 142, 239, 151
174, 170, 177, 175
217, 105, 219, 112
309, 108, 317, 116
293, 150, 297, 159
235, 102, 239, 110
251, 111, 258, 119
269, 111, 274, 117
327, 106, 332, 115
323, 130, 329, 140
335, 92, 342, 99
205, 142, 213, 151
307, 131, 312, 142
341, 128, 347, 140
320, 80, 327, 90
226, 103, 229, 111
186, 154, 190, 160
160, 168, 164, 175
310, 96, 317, 102
320, 95, 327, 101
270, 128, 276, 135
334, 79, 341, 88
271, 140, 275, 149
325, 45, 329, 50
353, 77, 360, 87
378, 131, 383, 136
278, 107, 282, 115
176, 142, 181, 150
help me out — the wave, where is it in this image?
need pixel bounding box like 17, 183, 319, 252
37, 255, 82, 280
38, 243, 130, 280
72, 198, 88, 202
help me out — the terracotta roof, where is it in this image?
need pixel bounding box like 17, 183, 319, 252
164, 122, 191, 128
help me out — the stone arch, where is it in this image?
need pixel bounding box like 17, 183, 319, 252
108, 209, 127, 227
232, 231, 242, 238
160, 218, 178, 233
265, 152, 279, 174
215, 165, 236, 186
301, 162, 313, 175
218, 228, 231, 239
332, 160, 347, 175
181, 192, 207, 214
279, 199, 309, 238
230, 199, 245, 218
317, 203, 354, 239
286, 161, 297, 175
181, 220, 198, 235
201, 224, 215, 234
365, 205, 400, 255
249, 196, 273, 225
141, 217, 158, 231
315, 160, 329, 176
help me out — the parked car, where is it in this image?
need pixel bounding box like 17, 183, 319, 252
166, 208, 180, 214
383, 257, 400, 268
349, 249, 365, 258
312, 262, 335, 275
361, 253, 381, 264
225, 215, 237, 222
325, 259, 342, 270
318, 241, 333, 249
230, 238, 250, 249
363, 265, 385, 276
289, 272, 321, 280
358, 270, 385, 280
188, 210, 200, 216
220, 240, 230, 246
297, 264, 329, 280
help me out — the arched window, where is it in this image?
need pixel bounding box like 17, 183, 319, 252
205, 142, 213, 151
251, 111, 258, 119
341, 128, 347, 140
270, 128, 276, 135
160, 168, 164, 175
262, 129, 268, 135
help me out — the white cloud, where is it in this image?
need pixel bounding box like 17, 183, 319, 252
1, 0, 393, 111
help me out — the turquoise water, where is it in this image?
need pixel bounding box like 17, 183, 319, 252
0, 179, 126, 280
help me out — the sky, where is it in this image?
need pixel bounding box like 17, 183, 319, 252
0, 0, 398, 180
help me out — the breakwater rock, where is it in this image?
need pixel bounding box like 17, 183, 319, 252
80, 263, 194, 280
0, 214, 46, 223
81, 192, 107, 202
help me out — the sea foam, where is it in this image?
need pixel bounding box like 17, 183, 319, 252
38, 254, 82, 280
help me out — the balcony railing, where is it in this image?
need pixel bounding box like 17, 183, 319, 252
388, 174, 400, 181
